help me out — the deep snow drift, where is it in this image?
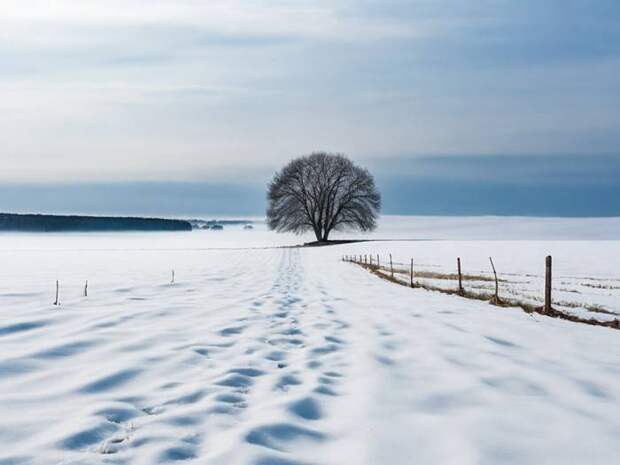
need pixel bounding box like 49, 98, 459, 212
0, 223, 619, 465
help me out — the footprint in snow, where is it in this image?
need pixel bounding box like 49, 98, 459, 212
275, 374, 302, 391
288, 396, 323, 421
219, 325, 246, 337
245, 423, 326, 452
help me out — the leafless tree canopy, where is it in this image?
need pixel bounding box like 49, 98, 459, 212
267, 152, 381, 242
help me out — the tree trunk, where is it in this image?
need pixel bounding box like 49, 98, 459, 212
312, 223, 321, 242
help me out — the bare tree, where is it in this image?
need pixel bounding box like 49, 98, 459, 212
267, 152, 381, 242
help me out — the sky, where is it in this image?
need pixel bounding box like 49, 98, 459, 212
1, 0, 619, 216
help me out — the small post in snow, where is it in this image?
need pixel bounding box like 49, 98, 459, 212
457, 257, 464, 296
171, 269, 175, 284
544, 255, 552, 313
53, 280, 60, 306
489, 257, 499, 304
377, 254, 380, 269
84, 280, 88, 297
389, 254, 394, 277
410, 258, 414, 287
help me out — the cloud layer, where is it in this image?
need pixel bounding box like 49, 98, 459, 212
1, 0, 619, 183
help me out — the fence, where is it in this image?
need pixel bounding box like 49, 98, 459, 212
48, 269, 177, 307
342, 253, 619, 330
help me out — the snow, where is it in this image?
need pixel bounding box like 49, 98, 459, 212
1, 218, 619, 465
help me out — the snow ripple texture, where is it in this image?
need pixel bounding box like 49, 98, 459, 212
0, 234, 619, 465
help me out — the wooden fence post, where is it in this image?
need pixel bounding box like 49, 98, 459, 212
544, 255, 552, 313
377, 254, 380, 269
171, 269, 175, 284
410, 258, 414, 287
53, 280, 59, 306
489, 257, 499, 303
457, 257, 464, 295
389, 254, 394, 277
84, 280, 88, 297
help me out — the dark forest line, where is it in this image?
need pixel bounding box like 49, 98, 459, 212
0, 213, 192, 232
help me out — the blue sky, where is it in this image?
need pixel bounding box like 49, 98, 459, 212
1, 1, 619, 216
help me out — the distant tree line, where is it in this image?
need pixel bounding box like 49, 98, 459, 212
0, 213, 192, 232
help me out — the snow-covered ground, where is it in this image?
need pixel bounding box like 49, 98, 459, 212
1, 219, 619, 465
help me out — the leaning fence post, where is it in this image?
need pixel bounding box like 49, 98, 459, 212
457, 257, 464, 295
544, 255, 552, 313
53, 280, 60, 306
410, 258, 414, 287
489, 257, 499, 303
389, 254, 394, 277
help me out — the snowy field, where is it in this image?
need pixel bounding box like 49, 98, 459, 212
1, 217, 619, 465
